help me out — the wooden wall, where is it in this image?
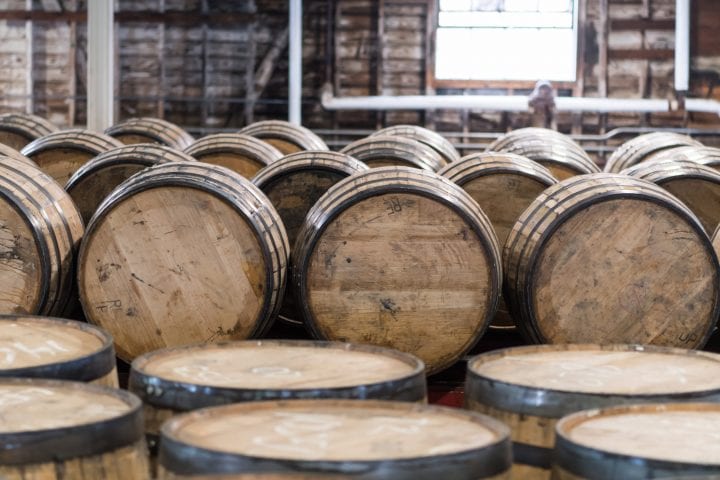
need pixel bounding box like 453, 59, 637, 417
0, 0, 718, 133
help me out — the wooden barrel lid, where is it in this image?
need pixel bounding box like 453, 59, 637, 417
105, 117, 195, 150
555, 403, 720, 479
622, 159, 720, 234
646, 145, 720, 171
252, 151, 368, 247
159, 399, 511, 479
292, 166, 501, 375
372, 125, 461, 164
0, 113, 58, 150
0, 144, 36, 167
0, 378, 142, 465
467, 344, 720, 419
604, 132, 703, 173
504, 173, 719, 347
65, 143, 196, 224
339, 135, 446, 171
0, 158, 84, 316
184, 133, 284, 178
239, 120, 328, 154
0, 315, 115, 382
20, 129, 124, 185
130, 340, 426, 411
78, 162, 289, 361
490, 139, 599, 180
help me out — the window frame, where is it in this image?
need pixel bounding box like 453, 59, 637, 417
427, 0, 582, 90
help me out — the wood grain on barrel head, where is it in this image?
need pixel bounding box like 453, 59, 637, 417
0, 383, 129, 432
167, 401, 501, 461
562, 406, 720, 465
0, 320, 103, 369
304, 194, 493, 373
0, 201, 40, 313
140, 344, 418, 389
534, 199, 716, 345
184, 133, 283, 178
80, 187, 269, 360
472, 348, 720, 395
239, 120, 328, 154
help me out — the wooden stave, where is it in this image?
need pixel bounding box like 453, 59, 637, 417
0, 144, 37, 166
184, 133, 284, 175
553, 403, 720, 480
0, 113, 58, 149
129, 340, 427, 414
65, 143, 196, 224
494, 140, 599, 178
646, 145, 720, 170
292, 166, 502, 375
78, 162, 289, 358
0, 314, 116, 383
604, 132, 703, 173
239, 120, 329, 152
105, 117, 195, 150
487, 128, 585, 153
503, 173, 718, 346
0, 158, 84, 316
371, 125, 461, 164
339, 135, 447, 172
0, 377, 144, 465
21, 128, 124, 158
158, 399, 512, 480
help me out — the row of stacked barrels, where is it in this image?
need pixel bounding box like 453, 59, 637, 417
0, 112, 720, 478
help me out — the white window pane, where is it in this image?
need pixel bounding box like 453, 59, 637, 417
439, 0, 472, 12
504, 0, 539, 12
470, 0, 503, 11
440, 11, 573, 28
541, 0, 572, 12
435, 28, 475, 79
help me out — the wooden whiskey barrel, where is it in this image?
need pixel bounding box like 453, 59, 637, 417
239, 120, 328, 154
252, 151, 369, 325
488, 127, 584, 153
0, 144, 36, 166
603, 132, 703, 173
553, 403, 720, 479
504, 173, 719, 347
0, 378, 149, 479
184, 133, 284, 178
339, 135, 447, 171
105, 117, 195, 150
0, 158, 84, 316
292, 166, 501, 375
0, 112, 58, 150
439, 152, 557, 329
65, 143, 196, 224
0, 315, 118, 387
78, 162, 289, 361
645, 145, 720, 171
622, 159, 720, 234
158, 399, 511, 479
130, 340, 426, 449
465, 344, 720, 480
372, 125, 461, 164
20, 128, 124, 185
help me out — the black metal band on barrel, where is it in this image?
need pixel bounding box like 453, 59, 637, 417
159, 433, 512, 479
0, 383, 144, 464
554, 434, 720, 480
512, 441, 552, 469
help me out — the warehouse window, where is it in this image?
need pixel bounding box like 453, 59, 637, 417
435, 0, 578, 82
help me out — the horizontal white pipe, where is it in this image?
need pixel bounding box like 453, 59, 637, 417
685, 98, 720, 115
675, 0, 690, 91
554, 97, 669, 112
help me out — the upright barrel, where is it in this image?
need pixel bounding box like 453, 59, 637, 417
184, 133, 283, 178
158, 400, 512, 479
553, 403, 720, 479
340, 135, 446, 171
0, 112, 57, 150
65, 143, 196, 224
78, 162, 288, 361
0, 315, 117, 386
465, 344, 720, 479
0, 378, 148, 479
604, 132, 703, 173
0, 158, 84, 316
504, 173, 719, 347
239, 120, 328, 154
105, 117, 195, 150
622, 159, 720, 234
21, 129, 124, 184
293, 167, 501, 374
130, 340, 426, 448
372, 125, 460, 164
